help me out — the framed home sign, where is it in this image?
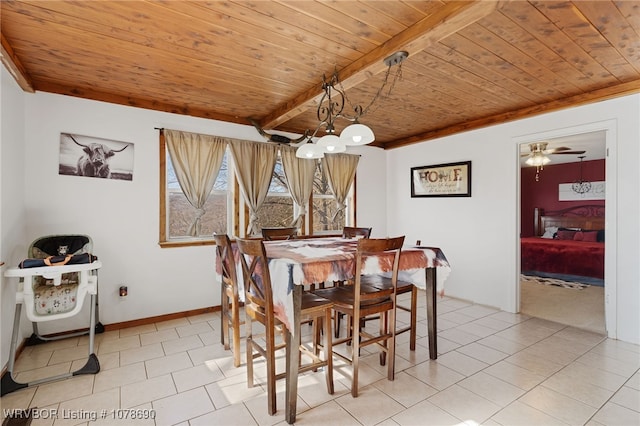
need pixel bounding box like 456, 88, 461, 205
411, 161, 471, 197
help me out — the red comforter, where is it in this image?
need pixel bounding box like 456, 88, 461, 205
521, 237, 604, 279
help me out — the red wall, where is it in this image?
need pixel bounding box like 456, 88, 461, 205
521, 159, 605, 237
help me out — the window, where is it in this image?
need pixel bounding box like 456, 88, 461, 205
160, 138, 233, 246
312, 160, 350, 233
160, 131, 356, 246
254, 155, 294, 229
166, 152, 231, 238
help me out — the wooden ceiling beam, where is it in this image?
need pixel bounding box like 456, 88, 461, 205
1, 33, 34, 93
260, 0, 500, 130
382, 80, 640, 150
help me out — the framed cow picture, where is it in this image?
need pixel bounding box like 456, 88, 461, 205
59, 133, 134, 181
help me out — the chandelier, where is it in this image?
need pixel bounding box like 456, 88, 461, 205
572, 155, 592, 194
296, 51, 408, 159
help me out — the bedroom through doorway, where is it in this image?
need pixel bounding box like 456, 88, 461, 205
519, 131, 606, 335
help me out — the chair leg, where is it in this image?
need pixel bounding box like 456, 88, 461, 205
387, 308, 396, 382
0, 305, 28, 396
231, 296, 241, 368
379, 311, 388, 366
87, 293, 98, 357
346, 314, 353, 343
221, 288, 229, 348
265, 321, 277, 416
312, 316, 320, 372
351, 311, 360, 398
334, 311, 342, 338
324, 308, 334, 395
75, 293, 100, 375
246, 321, 254, 388
409, 287, 417, 351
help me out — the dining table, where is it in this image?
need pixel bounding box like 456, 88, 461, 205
228, 236, 451, 424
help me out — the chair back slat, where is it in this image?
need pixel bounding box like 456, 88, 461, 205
342, 226, 372, 239
354, 236, 404, 302
236, 238, 273, 322
261, 227, 298, 240
214, 234, 239, 297
357, 236, 404, 268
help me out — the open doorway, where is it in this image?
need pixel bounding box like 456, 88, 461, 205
519, 131, 606, 334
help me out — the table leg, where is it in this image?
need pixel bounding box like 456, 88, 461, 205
425, 267, 438, 359
285, 285, 302, 424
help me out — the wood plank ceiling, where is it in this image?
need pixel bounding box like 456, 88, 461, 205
2, 1, 639, 150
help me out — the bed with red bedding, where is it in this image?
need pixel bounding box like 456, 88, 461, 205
521, 205, 605, 281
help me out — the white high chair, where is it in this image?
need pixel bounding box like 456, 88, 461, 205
1, 235, 103, 396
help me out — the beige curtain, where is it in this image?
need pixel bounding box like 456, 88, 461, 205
322, 153, 360, 220
165, 129, 228, 236
229, 139, 279, 236
280, 145, 316, 228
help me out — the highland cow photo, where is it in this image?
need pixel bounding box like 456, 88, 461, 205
59, 133, 134, 181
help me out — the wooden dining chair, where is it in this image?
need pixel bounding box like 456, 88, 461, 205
235, 238, 334, 415
214, 233, 244, 367
332, 226, 373, 337
261, 227, 298, 240
313, 236, 403, 397
342, 226, 372, 239
341, 226, 416, 351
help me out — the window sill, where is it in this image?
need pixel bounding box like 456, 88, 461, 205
160, 233, 346, 248
159, 239, 215, 248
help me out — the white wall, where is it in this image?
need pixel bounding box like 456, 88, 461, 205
350, 144, 387, 237
1, 67, 28, 367
387, 95, 640, 345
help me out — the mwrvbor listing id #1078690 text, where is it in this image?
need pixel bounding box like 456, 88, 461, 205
2, 408, 157, 421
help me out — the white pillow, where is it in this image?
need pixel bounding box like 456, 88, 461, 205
541, 226, 558, 239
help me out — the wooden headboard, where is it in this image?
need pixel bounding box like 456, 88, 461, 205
534, 205, 605, 236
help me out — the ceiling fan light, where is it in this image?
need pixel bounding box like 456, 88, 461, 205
340, 123, 375, 146
526, 154, 550, 167
317, 134, 346, 153
296, 143, 324, 159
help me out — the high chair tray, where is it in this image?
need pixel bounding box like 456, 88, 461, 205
5, 260, 103, 278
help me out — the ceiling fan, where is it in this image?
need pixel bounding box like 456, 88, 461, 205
522, 142, 586, 162
522, 142, 586, 181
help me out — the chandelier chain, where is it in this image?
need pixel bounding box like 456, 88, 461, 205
339, 62, 404, 120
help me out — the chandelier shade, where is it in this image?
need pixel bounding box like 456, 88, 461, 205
295, 142, 324, 159
339, 123, 375, 146
317, 134, 346, 153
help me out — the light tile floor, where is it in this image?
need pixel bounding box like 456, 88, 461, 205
1, 292, 638, 426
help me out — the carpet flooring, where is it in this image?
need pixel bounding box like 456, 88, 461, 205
521, 274, 589, 289
521, 270, 604, 286
520, 276, 605, 335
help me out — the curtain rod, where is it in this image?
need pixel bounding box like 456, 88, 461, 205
154, 127, 360, 157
